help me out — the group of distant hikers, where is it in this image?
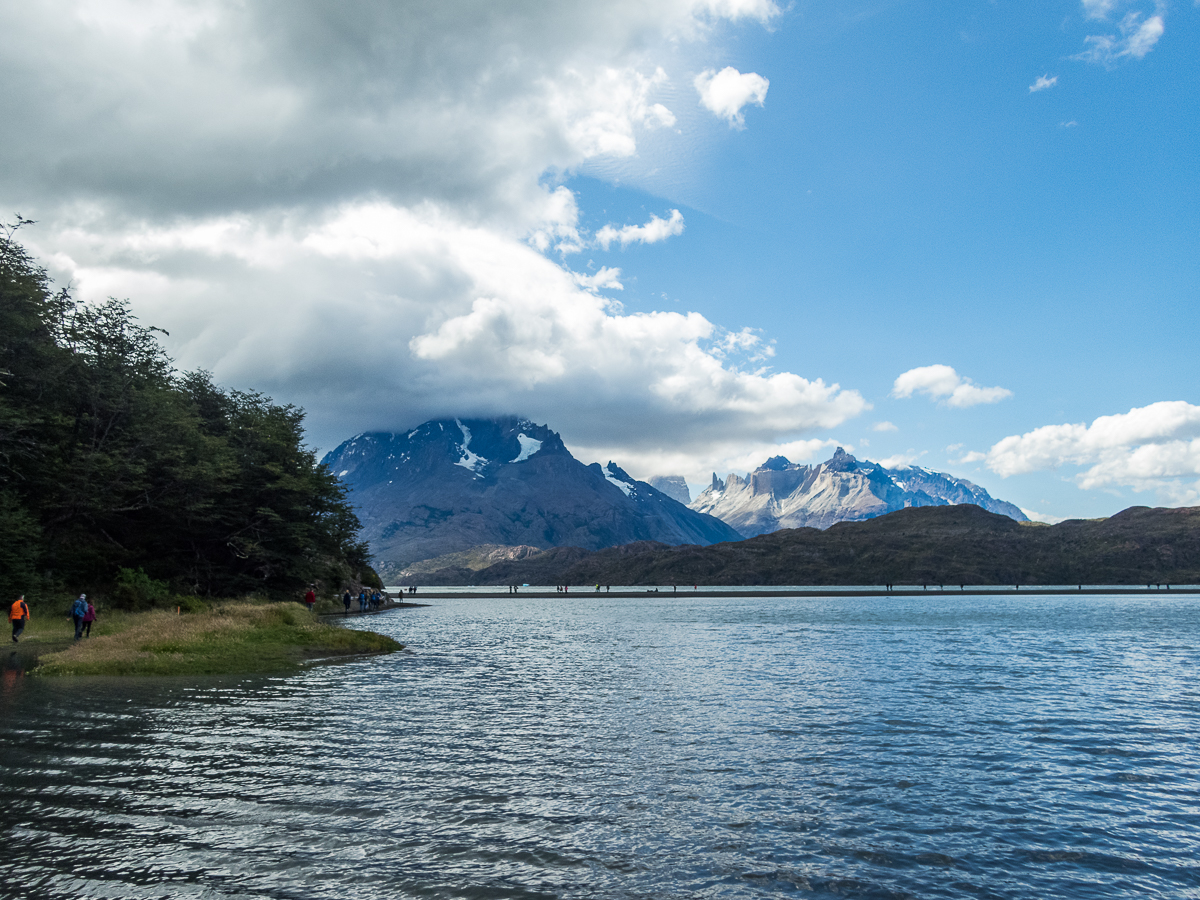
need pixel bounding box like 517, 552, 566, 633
9, 593, 97, 643
340, 588, 387, 614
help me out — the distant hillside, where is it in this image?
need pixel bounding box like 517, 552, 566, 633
321, 417, 741, 575
406, 505, 1200, 586
690, 448, 1026, 536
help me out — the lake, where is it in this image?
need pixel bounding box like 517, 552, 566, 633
2, 592, 1198, 899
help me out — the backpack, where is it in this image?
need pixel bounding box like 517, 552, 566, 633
72, 598, 87, 618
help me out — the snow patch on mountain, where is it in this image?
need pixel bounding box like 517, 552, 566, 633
602, 463, 634, 496
453, 419, 487, 477
513, 434, 542, 463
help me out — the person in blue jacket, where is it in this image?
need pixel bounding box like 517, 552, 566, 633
71, 593, 88, 641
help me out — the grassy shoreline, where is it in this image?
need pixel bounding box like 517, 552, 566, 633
10, 601, 402, 676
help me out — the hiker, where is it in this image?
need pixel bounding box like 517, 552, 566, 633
342, 589, 352, 615
82, 599, 97, 638
304, 585, 316, 612
71, 594, 88, 641
10, 595, 30, 643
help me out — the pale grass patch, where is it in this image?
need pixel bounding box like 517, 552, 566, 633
36, 602, 324, 675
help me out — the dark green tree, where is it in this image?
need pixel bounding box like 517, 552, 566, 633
0, 223, 374, 604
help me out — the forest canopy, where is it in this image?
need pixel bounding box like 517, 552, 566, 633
0, 222, 376, 604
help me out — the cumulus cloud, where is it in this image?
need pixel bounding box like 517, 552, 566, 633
1, 0, 868, 469
1029, 74, 1058, 92
982, 401, 1200, 504
891, 365, 1012, 409
42, 200, 867, 458
1074, 10, 1165, 66
878, 451, 926, 469
694, 66, 769, 127
873, 421, 898, 432
595, 209, 686, 250
574, 266, 625, 291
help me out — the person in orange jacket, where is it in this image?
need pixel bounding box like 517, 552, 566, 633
10, 595, 30, 643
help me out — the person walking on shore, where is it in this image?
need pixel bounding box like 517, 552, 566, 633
10, 595, 30, 643
82, 599, 97, 638
71, 594, 88, 641
304, 585, 316, 612
342, 589, 352, 615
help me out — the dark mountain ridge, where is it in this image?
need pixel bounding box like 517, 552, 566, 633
408, 504, 1200, 586
321, 416, 741, 574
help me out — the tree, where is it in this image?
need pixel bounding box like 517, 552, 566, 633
0, 223, 374, 603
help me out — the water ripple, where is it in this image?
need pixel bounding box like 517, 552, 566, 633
2, 593, 1199, 898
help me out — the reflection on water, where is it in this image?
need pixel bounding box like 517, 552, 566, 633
2, 593, 1199, 899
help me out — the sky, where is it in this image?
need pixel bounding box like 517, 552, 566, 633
1, 0, 1197, 523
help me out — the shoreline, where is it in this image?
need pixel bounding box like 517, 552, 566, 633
318, 600, 430, 619
398, 585, 1200, 599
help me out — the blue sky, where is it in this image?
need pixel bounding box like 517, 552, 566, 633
1, 0, 1196, 521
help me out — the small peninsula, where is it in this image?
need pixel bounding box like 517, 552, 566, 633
20, 601, 401, 677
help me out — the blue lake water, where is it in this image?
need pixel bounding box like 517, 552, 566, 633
2, 593, 1199, 899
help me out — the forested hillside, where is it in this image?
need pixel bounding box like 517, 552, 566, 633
0, 223, 376, 603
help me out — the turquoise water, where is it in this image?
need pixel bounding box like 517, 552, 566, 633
2, 593, 1199, 898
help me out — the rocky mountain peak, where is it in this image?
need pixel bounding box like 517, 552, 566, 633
322, 415, 741, 573
823, 447, 859, 473
689, 447, 1026, 537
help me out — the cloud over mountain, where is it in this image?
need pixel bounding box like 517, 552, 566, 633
2, 0, 870, 463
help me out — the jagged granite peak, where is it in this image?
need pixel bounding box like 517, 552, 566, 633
321, 416, 741, 575
648, 475, 691, 505
689, 447, 1027, 537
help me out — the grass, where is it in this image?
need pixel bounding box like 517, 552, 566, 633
24, 600, 402, 676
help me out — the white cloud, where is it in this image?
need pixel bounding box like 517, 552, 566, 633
1082, 0, 1120, 19
44, 200, 867, 459
1074, 11, 1164, 66
983, 401, 1200, 504
1029, 74, 1058, 92
891, 365, 1012, 409
595, 209, 685, 250
873, 421, 898, 432
574, 266, 625, 291
1, 0, 867, 473
878, 451, 926, 469
694, 66, 769, 127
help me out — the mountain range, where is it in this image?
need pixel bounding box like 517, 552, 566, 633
322, 416, 1030, 574
690, 448, 1026, 536
321, 417, 741, 577
407, 504, 1200, 587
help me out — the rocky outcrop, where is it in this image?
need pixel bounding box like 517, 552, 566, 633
322, 417, 741, 573
690, 448, 1026, 537
648, 475, 691, 504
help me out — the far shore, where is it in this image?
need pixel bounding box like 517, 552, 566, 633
394, 584, 1200, 599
